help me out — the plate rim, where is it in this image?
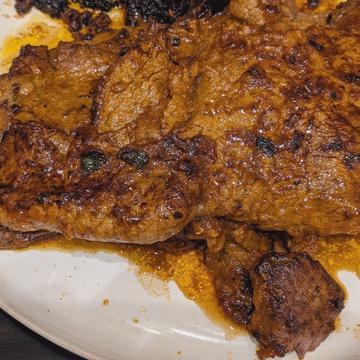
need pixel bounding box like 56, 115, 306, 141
0, 1, 359, 359
0, 299, 100, 360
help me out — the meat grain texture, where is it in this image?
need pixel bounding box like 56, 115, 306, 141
0, 0, 359, 242
0, 0, 357, 358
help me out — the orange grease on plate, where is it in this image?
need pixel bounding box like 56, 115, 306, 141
291, 236, 360, 282
30, 236, 245, 338
28, 234, 360, 338
1, 16, 72, 72
4, 0, 359, 339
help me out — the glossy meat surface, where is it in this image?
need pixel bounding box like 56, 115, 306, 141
204, 222, 273, 325
0, 226, 59, 249
203, 222, 344, 359
0, 2, 354, 357
249, 252, 344, 359
0, 0, 359, 244
0, 41, 118, 132
0, 121, 214, 242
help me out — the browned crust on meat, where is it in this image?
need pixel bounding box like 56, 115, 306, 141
249, 252, 344, 359
0, 225, 59, 249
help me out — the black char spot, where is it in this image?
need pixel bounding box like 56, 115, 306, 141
32, 0, 68, 17
322, 140, 343, 152
171, 37, 180, 47
344, 153, 360, 170
179, 160, 197, 176
256, 136, 277, 157
173, 211, 184, 219
288, 132, 304, 152
81, 150, 107, 173
117, 147, 149, 170
307, 0, 319, 9
308, 39, 324, 52
343, 73, 360, 84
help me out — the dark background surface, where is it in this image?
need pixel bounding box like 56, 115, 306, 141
0, 309, 83, 360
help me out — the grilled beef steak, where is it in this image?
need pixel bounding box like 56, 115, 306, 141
0, 0, 359, 242
0, 1, 354, 358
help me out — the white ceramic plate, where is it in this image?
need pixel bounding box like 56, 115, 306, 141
0, 2, 359, 359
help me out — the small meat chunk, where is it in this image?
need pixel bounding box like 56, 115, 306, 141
0, 41, 121, 133
149, 234, 205, 254
0, 226, 59, 249
206, 249, 254, 324
204, 223, 273, 324
249, 253, 344, 360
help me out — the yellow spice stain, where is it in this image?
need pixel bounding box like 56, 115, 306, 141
108, 8, 126, 30
353, 324, 360, 340
102, 298, 110, 306
27, 233, 360, 338
335, 317, 342, 333
292, 236, 360, 281
1, 15, 72, 72
136, 271, 170, 299
226, 352, 234, 360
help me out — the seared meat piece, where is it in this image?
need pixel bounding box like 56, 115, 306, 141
229, 0, 296, 25
96, 1, 360, 237
0, 24, 152, 135
1, 0, 360, 242
0, 121, 215, 243
0, 225, 59, 249
93, 35, 201, 144
204, 223, 273, 324
206, 255, 254, 325
249, 253, 344, 359
203, 223, 344, 359
0, 39, 121, 133
0, 0, 359, 242
0, 2, 352, 359
174, 5, 360, 237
